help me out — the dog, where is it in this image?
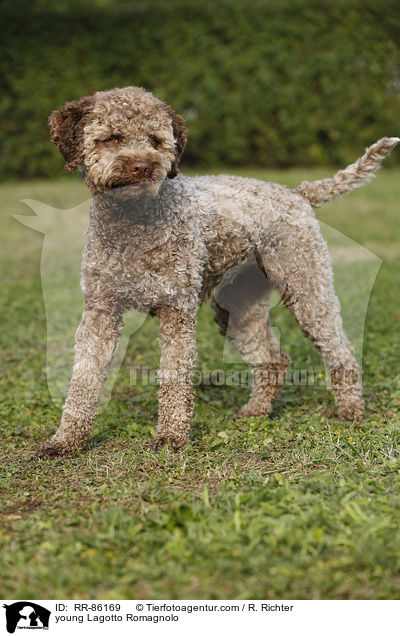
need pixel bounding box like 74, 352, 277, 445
38, 85, 398, 456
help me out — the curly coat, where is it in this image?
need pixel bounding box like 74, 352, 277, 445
40, 85, 399, 456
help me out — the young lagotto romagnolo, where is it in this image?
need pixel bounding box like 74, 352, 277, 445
40, 86, 399, 456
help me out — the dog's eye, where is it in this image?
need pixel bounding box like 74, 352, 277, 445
149, 134, 162, 149
103, 135, 122, 145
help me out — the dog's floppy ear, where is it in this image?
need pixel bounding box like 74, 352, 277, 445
48, 96, 95, 173
166, 109, 187, 178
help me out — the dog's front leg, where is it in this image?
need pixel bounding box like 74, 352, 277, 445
38, 305, 124, 457
152, 305, 197, 451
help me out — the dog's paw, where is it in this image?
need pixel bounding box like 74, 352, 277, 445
151, 433, 189, 452
232, 402, 272, 421
35, 441, 79, 459
338, 401, 365, 422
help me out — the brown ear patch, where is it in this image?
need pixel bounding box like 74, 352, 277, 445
48, 96, 95, 173
165, 107, 188, 178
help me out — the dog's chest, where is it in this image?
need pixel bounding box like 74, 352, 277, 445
82, 215, 204, 313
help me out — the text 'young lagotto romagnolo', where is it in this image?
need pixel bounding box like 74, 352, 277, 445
39, 86, 399, 457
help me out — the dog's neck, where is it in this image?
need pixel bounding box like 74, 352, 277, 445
89, 180, 175, 251
91, 189, 163, 223
91, 177, 173, 219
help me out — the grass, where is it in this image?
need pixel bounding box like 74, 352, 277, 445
1, 166, 400, 600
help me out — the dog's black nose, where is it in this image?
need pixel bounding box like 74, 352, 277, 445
127, 161, 152, 180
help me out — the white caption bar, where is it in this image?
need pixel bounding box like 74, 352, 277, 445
1, 600, 399, 635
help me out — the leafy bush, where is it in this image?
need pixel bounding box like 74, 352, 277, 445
1, 0, 399, 178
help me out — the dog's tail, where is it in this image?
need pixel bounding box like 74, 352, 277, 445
292, 137, 399, 208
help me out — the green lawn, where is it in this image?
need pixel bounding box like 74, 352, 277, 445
1, 167, 400, 600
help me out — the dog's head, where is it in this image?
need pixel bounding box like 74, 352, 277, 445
48, 86, 187, 197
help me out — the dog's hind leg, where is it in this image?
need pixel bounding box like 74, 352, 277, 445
264, 217, 364, 421
212, 262, 291, 419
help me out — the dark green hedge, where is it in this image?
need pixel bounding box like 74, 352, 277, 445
1, 0, 399, 178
